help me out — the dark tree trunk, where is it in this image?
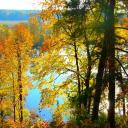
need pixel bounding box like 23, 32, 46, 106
0, 96, 4, 127
74, 42, 81, 108
122, 98, 126, 116
84, 41, 92, 111
73, 41, 82, 128
92, 34, 108, 120
107, 0, 115, 127
91, 2, 112, 120
0, 111, 4, 128
92, 1, 116, 124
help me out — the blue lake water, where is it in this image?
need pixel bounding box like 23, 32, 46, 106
25, 88, 53, 121
25, 73, 66, 121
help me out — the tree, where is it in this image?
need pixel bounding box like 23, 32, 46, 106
12, 24, 33, 126
0, 23, 33, 127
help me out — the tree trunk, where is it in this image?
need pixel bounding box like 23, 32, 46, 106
84, 41, 92, 111
107, 0, 115, 127
12, 73, 16, 122
0, 96, 4, 127
122, 98, 126, 116
92, 34, 108, 120
74, 42, 81, 108
17, 43, 23, 127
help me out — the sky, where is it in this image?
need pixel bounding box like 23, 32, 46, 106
0, 0, 42, 10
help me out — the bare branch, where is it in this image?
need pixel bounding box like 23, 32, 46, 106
115, 27, 128, 31
115, 57, 128, 77
115, 48, 128, 54
65, 68, 86, 81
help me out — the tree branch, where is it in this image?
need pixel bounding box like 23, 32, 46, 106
115, 57, 128, 77
115, 27, 128, 31
65, 68, 86, 81
115, 48, 128, 54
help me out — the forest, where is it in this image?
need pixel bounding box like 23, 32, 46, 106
0, 0, 128, 128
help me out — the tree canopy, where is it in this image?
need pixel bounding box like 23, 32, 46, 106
0, 0, 128, 128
